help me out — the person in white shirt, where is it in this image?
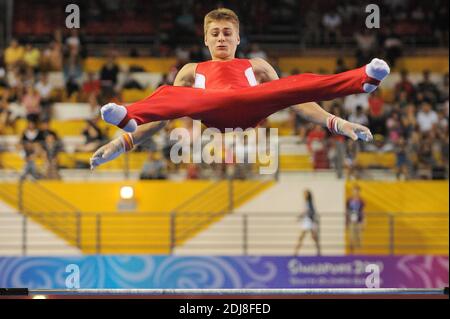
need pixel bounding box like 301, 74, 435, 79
35, 73, 53, 100
348, 105, 369, 126
35, 73, 54, 121
417, 102, 438, 133
344, 93, 369, 116
322, 11, 342, 44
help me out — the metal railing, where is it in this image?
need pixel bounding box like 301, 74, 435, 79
0, 212, 447, 256
171, 179, 272, 251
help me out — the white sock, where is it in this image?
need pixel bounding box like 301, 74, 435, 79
363, 58, 390, 93
101, 103, 137, 132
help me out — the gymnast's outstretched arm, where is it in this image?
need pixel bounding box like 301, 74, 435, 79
251, 58, 373, 141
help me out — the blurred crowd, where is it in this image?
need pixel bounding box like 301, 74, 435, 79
289, 65, 449, 180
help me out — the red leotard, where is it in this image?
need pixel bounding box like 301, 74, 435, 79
122, 58, 378, 132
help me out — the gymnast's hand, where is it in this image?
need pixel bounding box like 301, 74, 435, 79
90, 133, 134, 169
327, 116, 373, 142
341, 121, 373, 142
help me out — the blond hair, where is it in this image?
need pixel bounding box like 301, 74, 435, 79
204, 8, 240, 34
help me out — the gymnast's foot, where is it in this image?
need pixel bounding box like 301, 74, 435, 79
363, 58, 390, 93
100, 103, 137, 133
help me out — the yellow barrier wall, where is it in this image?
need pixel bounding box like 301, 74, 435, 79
35, 181, 214, 213
0, 180, 272, 254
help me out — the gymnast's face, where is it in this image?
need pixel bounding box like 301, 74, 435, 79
204, 20, 240, 61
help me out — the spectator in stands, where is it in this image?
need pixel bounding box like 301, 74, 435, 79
382, 28, 403, 68
346, 184, 365, 253
306, 124, 328, 169
438, 73, 449, 103
344, 139, 363, 180
417, 101, 438, 133
65, 29, 81, 57
39, 119, 57, 141
437, 108, 449, 131
0, 56, 7, 88
35, 73, 54, 121
294, 189, 320, 256
394, 137, 410, 180
6, 66, 25, 100
43, 131, 62, 180
139, 151, 167, 180
303, 5, 321, 46
21, 85, 41, 119
417, 132, 435, 179
99, 54, 120, 99
328, 102, 346, 178
401, 103, 417, 138
396, 89, 410, 109
41, 41, 63, 71
23, 44, 41, 72
63, 55, 83, 99
368, 89, 386, 135
19, 117, 44, 180
348, 105, 369, 127
4, 38, 24, 68
365, 134, 394, 153
0, 96, 15, 135
344, 93, 369, 118
386, 111, 403, 144
322, 10, 342, 45
430, 128, 447, 179
289, 107, 308, 143
354, 30, 377, 66
417, 70, 440, 103
406, 129, 421, 177
23, 67, 35, 88
121, 70, 145, 90
75, 120, 105, 152
395, 70, 416, 101
81, 72, 101, 102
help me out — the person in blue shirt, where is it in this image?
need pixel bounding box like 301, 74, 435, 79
346, 184, 365, 253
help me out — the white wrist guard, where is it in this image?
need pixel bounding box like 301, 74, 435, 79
120, 133, 135, 152
326, 116, 346, 135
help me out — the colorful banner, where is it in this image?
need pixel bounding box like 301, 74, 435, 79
0, 256, 447, 289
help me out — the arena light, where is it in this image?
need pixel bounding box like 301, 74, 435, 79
120, 186, 134, 200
